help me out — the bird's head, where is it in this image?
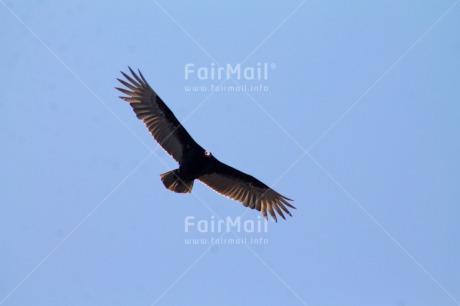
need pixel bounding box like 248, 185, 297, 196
204, 150, 212, 157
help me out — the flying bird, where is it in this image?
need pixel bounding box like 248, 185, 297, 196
116, 67, 295, 221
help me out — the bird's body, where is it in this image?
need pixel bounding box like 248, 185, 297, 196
179, 147, 210, 180
116, 67, 295, 221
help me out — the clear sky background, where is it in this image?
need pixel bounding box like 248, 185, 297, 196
1, 1, 460, 305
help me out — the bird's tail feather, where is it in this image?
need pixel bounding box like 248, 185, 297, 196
160, 169, 194, 193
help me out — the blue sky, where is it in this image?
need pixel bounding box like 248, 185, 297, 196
1, 1, 460, 305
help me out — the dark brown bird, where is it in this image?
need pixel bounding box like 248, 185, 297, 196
116, 67, 295, 221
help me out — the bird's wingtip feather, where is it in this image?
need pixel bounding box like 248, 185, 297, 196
128, 66, 136, 76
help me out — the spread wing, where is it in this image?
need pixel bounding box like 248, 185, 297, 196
198, 161, 295, 222
116, 67, 202, 163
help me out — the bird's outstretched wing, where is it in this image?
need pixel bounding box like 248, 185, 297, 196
198, 161, 295, 222
116, 67, 201, 163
